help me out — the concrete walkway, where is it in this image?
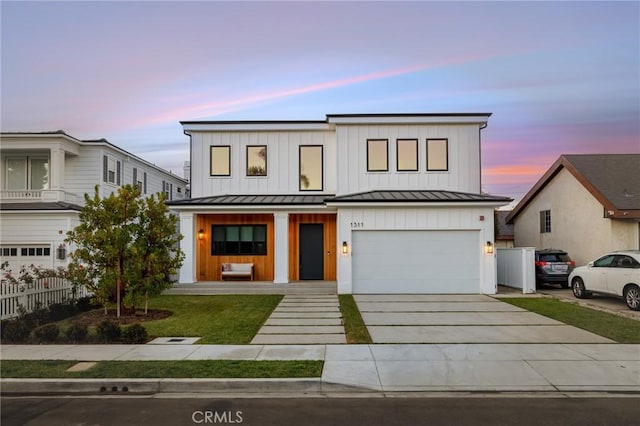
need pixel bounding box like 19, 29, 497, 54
355, 294, 613, 344
164, 281, 337, 295
251, 295, 346, 344
2, 343, 638, 393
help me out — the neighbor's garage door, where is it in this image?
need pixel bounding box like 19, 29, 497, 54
352, 230, 480, 294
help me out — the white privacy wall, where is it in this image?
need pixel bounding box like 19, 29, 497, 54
336, 205, 498, 294
496, 247, 536, 293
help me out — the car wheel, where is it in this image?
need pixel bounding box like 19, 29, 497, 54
572, 277, 587, 299
623, 285, 640, 311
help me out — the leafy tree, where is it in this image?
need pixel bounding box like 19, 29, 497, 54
66, 185, 183, 317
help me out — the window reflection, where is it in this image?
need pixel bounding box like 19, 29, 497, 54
210, 146, 231, 176
299, 145, 323, 191
367, 139, 388, 171
247, 145, 267, 176
427, 139, 448, 171
397, 139, 418, 171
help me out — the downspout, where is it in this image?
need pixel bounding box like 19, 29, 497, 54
479, 122, 487, 194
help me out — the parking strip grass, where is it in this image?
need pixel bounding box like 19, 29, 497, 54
501, 297, 640, 343
0, 360, 323, 379
339, 294, 372, 344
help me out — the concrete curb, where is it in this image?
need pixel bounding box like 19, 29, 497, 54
0, 378, 371, 396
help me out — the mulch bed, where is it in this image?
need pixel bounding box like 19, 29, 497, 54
70, 309, 172, 326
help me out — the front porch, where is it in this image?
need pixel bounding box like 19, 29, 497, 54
164, 281, 337, 295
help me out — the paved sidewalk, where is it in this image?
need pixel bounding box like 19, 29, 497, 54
2, 343, 639, 394
251, 295, 346, 344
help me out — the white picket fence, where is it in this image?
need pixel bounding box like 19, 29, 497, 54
0, 277, 89, 320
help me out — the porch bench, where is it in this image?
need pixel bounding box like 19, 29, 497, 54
221, 263, 254, 281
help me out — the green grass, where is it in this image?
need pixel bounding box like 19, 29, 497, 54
339, 294, 372, 344
502, 297, 640, 343
0, 360, 323, 378
142, 295, 283, 344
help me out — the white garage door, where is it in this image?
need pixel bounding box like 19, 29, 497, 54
352, 230, 480, 294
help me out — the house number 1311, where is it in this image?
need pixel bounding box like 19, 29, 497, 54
350, 222, 364, 228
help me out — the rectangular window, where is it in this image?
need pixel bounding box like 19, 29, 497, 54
143, 172, 147, 194
211, 225, 267, 255
426, 139, 448, 171
540, 210, 551, 233
5, 157, 49, 190
107, 157, 116, 183
299, 145, 323, 191
247, 145, 267, 176
396, 139, 418, 171
210, 146, 231, 176
367, 139, 388, 172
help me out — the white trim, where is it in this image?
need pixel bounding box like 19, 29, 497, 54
327, 115, 490, 125
183, 122, 332, 132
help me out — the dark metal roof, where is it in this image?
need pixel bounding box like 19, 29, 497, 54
326, 190, 512, 203
507, 154, 640, 223
167, 194, 334, 206
0, 202, 82, 211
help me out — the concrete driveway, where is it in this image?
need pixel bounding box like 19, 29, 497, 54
354, 294, 613, 343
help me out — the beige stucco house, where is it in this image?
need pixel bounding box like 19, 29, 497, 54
506, 154, 640, 266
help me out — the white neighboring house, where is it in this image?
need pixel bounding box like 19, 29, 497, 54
0, 131, 188, 273
168, 113, 512, 294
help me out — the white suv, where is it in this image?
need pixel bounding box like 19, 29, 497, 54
569, 250, 640, 311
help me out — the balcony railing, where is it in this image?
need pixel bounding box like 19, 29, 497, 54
1, 190, 77, 203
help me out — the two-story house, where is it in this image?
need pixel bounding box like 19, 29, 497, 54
169, 113, 511, 294
0, 131, 188, 272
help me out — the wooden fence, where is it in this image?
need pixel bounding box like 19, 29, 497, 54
0, 277, 89, 320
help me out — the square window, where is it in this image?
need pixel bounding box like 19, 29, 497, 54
367, 139, 388, 172
396, 139, 418, 171
426, 139, 448, 171
299, 146, 323, 191
210, 146, 231, 176
247, 145, 267, 176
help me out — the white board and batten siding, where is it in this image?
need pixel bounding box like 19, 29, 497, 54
337, 206, 497, 295
189, 130, 337, 198
335, 124, 481, 195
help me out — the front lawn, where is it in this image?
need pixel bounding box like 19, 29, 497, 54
141, 295, 283, 344
501, 297, 640, 343
0, 360, 323, 378
339, 295, 372, 344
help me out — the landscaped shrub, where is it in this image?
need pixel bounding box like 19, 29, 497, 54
76, 296, 99, 313
1, 319, 30, 342
65, 323, 89, 342
18, 303, 48, 329
122, 323, 148, 344
97, 320, 121, 342
48, 301, 77, 322
33, 324, 60, 342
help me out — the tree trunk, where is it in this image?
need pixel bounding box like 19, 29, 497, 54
144, 292, 149, 315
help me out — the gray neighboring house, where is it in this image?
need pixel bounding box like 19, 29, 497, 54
506, 154, 640, 266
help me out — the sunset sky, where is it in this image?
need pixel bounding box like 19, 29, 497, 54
2, 1, 638, 203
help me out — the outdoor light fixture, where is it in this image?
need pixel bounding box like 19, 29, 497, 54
342, 241, 348, 254
198, 229, 205, 241
485, 241, 494, 254
56, 244, 66, 260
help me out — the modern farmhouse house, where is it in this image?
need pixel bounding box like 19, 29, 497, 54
169, 113, 512, 294
0, 131, 188, 272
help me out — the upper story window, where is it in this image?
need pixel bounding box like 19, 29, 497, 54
426, 139, 448, 171
5, 156, 49, 190
299, 145, 323, 191
103, 155, 121, 185
367, 139, 388, 172
396, 139, 418, 171
539, 210, 551, 233
162, 181, 173, 200
210, 146, 231, 176
247, 145, 267, 177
